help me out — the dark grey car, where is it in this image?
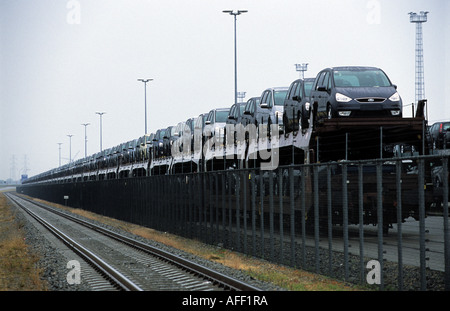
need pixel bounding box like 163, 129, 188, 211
310, 66, 403, 120
283, 78, 315, 133
429, 121, 450, 149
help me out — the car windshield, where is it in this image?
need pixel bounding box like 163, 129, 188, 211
333, 69, 391, 87
274, 90, 288, 106
304, 81, 314, 96
215, 110, 230, 122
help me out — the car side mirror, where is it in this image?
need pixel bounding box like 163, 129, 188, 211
317, 86, 327, 92
260, 103, 269, 108
293, 95, 302, 102
393, 84, 397, 90
243, 110, 250, 115
205, 120, 211, 125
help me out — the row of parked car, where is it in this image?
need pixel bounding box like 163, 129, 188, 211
27, 65, 447, 184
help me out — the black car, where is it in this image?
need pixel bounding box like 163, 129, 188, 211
310, 66, 402, 119
241, 97, 260, 127
227, 102, 247, 126
162, 126, 178, 156
226, 102, 247, 145
152, 128, 166, 158
429, 121, 450, 149
283, 78, 315, 133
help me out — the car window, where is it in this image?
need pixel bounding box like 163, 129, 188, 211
304, 81, 314, 96
274, 90, 288, 106
244, 101, 251, 113
239, 103, 246, 116
267, 91, 273, 107
333, 69, 391, 87
322, 72, 330, 89
216, 110, 230, 122
207, 111, 214, 122
229, 105, 236, 118
315, 71, 326, 90
288, 82, 298, 100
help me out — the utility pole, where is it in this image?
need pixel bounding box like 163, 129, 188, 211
96, 112, 106, 152
81, 123, 90, 158
57, 143, 63, 167
67, 135, 74, 164
409, 11, 428, 117
223, 10, 248, 106
138, 79, 153, 135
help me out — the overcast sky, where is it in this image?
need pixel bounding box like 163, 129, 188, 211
1, 0, 449, 180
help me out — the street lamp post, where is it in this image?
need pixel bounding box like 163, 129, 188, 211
81, 123, 90, 158
295, 63, 309, 79
96, 112, 106, 152
67, 135, 73, 164
138, 79, 153, 135
57, 143, 63, 167
223, 10, 247, 105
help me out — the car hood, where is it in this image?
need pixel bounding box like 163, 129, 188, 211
335, 86, 398, 99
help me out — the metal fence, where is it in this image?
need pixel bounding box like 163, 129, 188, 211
18, 154, 450, 290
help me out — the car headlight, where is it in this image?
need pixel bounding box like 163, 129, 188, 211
336, 93, 352, 103
389, 92, 400, 102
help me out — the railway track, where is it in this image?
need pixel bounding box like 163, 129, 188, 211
5, 192, 262, 291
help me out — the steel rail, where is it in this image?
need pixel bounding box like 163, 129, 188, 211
9, 193, 262, 291
6, 193, 143, 291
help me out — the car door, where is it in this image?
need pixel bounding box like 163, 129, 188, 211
284, 80, 299, 131
311, 70, 330, 118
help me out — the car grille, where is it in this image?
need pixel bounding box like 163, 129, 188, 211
355, 97, 386, 103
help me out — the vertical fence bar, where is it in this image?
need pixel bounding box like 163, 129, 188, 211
314, 165, 320, 273
342, 163, 349, 281
236, 172, 241, 253
269, 169, 274, 262
221, 172, 226, 246
443, 157, 450, 291
189, 173, 193, 238
377, 161, 384, 290
327, 164, 333, 276
301, 165, 306, 268
358, 163, 365, 285
215, 173, 219, 244
251, 169, 256, 257
418, 159, 426, 291
289, 166, 295, 267
209, 173, 214, 244
242, 171, 247, 255
228, 172, 233, 249
396, 160, 403, 291
260, 170, 265, 259
279, 168, 284, 264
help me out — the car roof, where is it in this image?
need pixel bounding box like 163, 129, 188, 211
265, 86, 289, 91
330, 66, 381, 71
